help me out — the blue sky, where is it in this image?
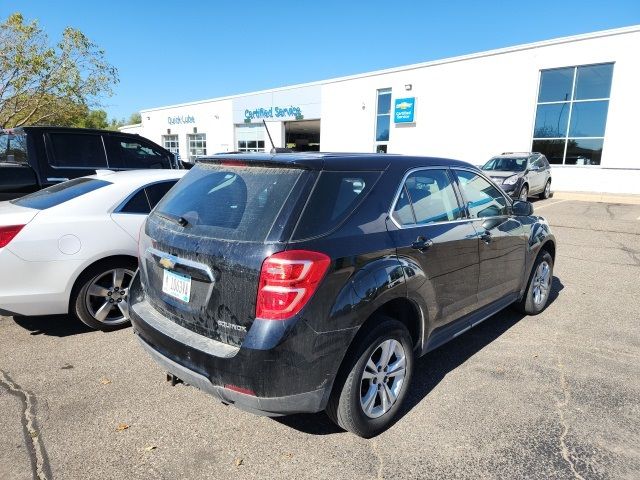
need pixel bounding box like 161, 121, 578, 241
4, 1, 639, 120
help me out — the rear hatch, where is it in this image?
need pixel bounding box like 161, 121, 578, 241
139, 161, 312, 347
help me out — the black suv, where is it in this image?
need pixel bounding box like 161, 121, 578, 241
129, 153, 556, 437
0, 126, 179, 200
481, 152, 552, 201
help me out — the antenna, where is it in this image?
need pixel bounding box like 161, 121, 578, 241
262, 119, 294, 154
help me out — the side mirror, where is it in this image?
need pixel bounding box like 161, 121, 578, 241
512, 200, 533, 216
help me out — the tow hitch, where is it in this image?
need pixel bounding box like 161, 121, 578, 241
166, 373, 183, 386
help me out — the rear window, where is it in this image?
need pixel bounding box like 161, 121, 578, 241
11, 178, 111, 210
154, 163, 303, 242
0, 133, 28, 164
293, 171, 381, 240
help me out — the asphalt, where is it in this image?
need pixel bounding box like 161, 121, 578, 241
1, 197, 639, 480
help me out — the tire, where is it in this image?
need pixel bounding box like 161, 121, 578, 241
514, 251, 553, 315
326, 317, 414, 438
71, 258, 138, 330
539, 180, 551, 199
518, 184, 529, 201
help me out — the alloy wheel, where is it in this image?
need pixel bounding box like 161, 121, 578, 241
532, 260, 551, 307
84, 268, 135, 325
519, 186, 529, 201
360, 339, 407, 418
544, 181, 551, 198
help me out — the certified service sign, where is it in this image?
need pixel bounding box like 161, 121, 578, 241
394, 97, 416, 123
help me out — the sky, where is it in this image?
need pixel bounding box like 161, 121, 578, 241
4, 0, 639, 121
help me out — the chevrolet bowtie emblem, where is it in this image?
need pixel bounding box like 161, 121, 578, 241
159, 257, 176, 269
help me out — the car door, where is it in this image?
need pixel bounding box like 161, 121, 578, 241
386, 168, 480, 331
452, 168, 526, 308
106, 135, 172, 170
527, 155, 545, 194
538, 156, 552, 191
42, 132, 108, 186
111, 180, 178, 240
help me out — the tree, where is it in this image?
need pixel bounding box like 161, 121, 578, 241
128, 112, 142, 124
0, 12, 118, 128
72, 108, 110, 129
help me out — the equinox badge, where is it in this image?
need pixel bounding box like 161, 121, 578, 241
159, 257, 176, 270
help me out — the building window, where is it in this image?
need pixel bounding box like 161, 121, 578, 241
532, 63, 613, 166
187, 133, 206, 161
236, 124, 266, 152
375, 88, 391, 152
162, 135, 179, 156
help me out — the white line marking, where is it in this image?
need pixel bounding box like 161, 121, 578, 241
535, 200, 569, 210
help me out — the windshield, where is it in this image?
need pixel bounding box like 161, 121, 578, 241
0, 132, 28, 164
482, 157, 527, 172
11, 178, 111, 210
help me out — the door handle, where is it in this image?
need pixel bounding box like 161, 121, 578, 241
411, 236, 433, 252
479, 230, 492, 244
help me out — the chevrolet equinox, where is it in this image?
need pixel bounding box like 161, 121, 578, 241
129, 153, 556, 437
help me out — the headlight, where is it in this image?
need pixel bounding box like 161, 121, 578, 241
503, 175, 519, 185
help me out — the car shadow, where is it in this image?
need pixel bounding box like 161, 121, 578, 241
276, 276, 564, 436
11, 314, 129, 337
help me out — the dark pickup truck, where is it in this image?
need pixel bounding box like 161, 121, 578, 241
0, 126, 180, 201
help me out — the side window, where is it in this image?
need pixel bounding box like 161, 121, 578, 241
454, 170, 508, 218
392, 186, 415, 225
48, 133, 107, 168
394, 169, 462, 226
293, 171, 381, 240
115, 137, 168, 168
119, 189, 151, 214
145, 181, 177, 209
530, 156, 544, 170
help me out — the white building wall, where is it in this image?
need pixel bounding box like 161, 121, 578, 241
140, 99, 234, 157
321, 29, 640, 177
132, 26, 640, 194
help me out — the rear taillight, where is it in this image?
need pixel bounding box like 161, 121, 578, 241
0, 225, 25, 248
256, 250, 330, 320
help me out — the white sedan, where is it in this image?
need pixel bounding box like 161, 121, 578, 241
0, 169, 186, 330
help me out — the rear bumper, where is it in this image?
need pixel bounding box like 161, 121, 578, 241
129, 272, 355, 415
137, 336, 325, 416
0, 248, 79, 316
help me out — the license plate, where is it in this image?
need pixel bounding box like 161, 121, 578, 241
162, 269, 191, 303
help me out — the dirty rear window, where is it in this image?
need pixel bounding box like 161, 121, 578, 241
293, 171, 381, 240
154, 163, 303, 242
11, 178, 111, 210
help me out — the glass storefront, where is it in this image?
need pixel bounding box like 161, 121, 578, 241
532, 63, 613, 166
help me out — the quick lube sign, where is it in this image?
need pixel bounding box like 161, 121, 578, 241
244, 106, 303, 121
394, 97, 415, 123
168, 115, 195, 125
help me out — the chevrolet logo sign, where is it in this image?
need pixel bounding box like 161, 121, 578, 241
159, 257, 176, 270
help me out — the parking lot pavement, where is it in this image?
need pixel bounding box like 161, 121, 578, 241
1, 198, 639, 480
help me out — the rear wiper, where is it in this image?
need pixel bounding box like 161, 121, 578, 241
156, 212, 189, 227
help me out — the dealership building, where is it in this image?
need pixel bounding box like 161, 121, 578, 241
121, 26, 640, 194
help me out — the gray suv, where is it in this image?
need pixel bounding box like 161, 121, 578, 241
482, 152, 552, 201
